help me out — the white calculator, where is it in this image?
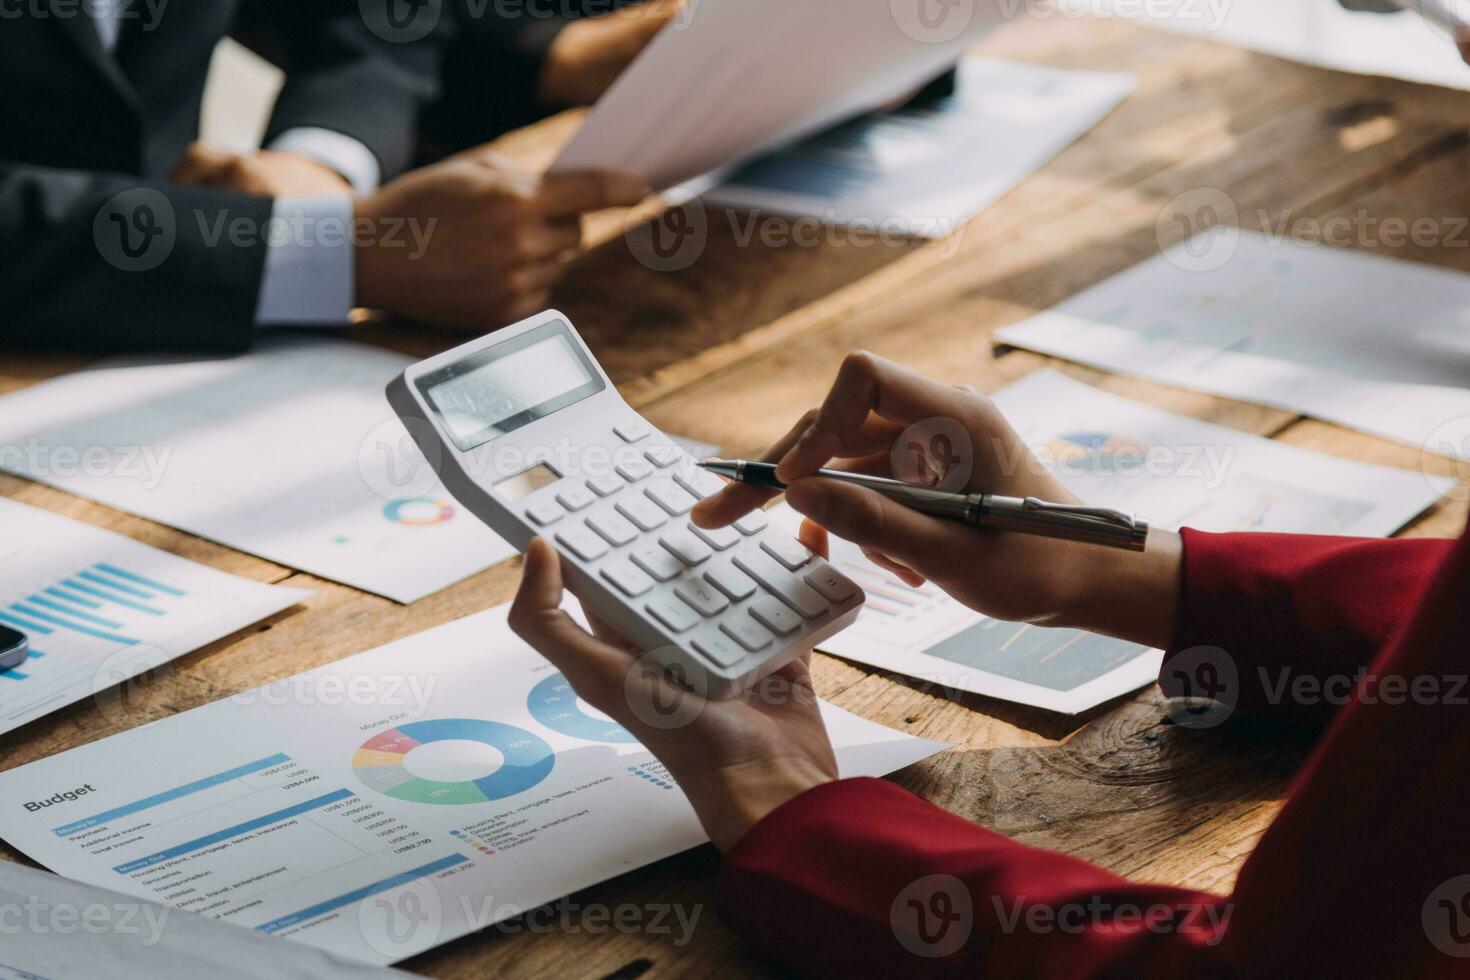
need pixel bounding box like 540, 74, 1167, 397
386, 311, 865, 698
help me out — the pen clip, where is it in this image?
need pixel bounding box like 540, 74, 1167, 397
1021, 497, 1140, 531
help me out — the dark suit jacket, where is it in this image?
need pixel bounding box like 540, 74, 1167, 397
0, 0, 440, 353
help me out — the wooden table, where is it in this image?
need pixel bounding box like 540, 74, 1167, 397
4, 17, 1468, 978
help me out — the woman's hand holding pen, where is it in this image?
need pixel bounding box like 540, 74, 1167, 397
691, 352, 1183, 651
512, 351, 1188, 852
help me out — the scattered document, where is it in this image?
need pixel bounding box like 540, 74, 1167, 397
0, 498, 309, 736
781, 369, 1449, 713
0, 605, 945, 966
0, 337, 517, 602
994, 231, 1470, 460
0, 860, 407, 980
704, 59, 1135, 238
554, 0, 1011, 189
1068, 0, 1470, 93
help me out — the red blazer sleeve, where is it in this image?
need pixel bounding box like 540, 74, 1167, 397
1160, 529, 1454, 726
721, 529, 1470, 979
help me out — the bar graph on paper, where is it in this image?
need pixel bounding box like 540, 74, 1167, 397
0, 498, 308, 735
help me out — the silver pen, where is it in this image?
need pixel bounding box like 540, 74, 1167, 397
697, 459, 1150, 552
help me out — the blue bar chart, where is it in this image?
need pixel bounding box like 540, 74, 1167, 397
0, 499, 308, 734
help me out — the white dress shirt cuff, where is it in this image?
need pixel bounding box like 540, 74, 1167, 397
268, 128, 383, 195
254, 196, 356, 327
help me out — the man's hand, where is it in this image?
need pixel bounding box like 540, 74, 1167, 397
171, 144, 353, 197
692, 352, 1184, 650
509, 537, 837, 851
539, 0, 682, 107
354, 148, 648, 329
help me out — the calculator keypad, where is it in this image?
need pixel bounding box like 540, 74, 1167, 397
534, 418, 862, 680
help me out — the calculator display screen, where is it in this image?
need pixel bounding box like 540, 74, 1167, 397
417, 320, 605, 451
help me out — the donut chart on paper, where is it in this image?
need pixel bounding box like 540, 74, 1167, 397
527, 672, 638, 744
353, 719, 554, 804
381, 498, 456, 526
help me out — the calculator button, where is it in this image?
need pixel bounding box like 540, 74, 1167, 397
631, 544, 683, 582
762, 538, 813, 571
675, 468, 726, 499
587, 473, 624, 497
674, 580, 729, 617
804, 564, 859, 603
704, 561, 758, 601
644, 444, 682, 469
733, 552, 828, 619
556, 485, 596, 512
600, 559, 654, 598
616, 457, 655, 483
615, 419, 652, 443
526, 501, 564, 527
555, 524, 609, 562
645, 481, 698, 516
689, 521, 740, 551
734, 510, 769, 535
659, 529, 713, 566
647, 595, 699, 633
693, 635, 745, 668
587, 510, 639, 547
721, 617, 773, 652
749, 597, 801, 636
616, 496, 669, 532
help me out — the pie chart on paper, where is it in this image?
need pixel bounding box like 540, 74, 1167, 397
352, 718, 555, 805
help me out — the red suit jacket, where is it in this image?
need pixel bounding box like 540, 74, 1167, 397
718, 527, 1467, 977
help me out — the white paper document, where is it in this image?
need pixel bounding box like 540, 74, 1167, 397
704, 59, 1135, 238
0, 337, 517, 602
554, 0, 1012, 190
0, 498, 309, 736
0, 860, 407, 980
994, 231, 1470, 460
1070, 0, 1470, 93
0, 605, 945, 966
787, 369, 1449, 713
